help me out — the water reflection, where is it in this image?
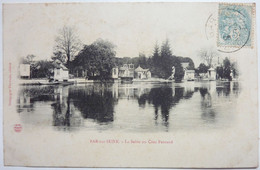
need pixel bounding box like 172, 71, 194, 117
51, 87, 84, 131
70, 84, 116, 123
138, 87, 195, 128
17, 81, 241, 132
200, 88, 216, 122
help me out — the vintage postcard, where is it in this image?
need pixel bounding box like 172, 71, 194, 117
2, 2, 258, 168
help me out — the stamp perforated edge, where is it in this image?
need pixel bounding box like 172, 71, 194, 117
216, 3, 255, 49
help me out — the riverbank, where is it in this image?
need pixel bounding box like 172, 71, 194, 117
19, 78, 173, 85
18, 78, 95, 85
18, 77, 238, 85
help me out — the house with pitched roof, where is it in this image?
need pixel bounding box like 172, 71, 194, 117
134, 66, 151, 79
181, 62, 195, 81
208, 67, 216, 80
53, 60, 69, 81
118, 64, 135, 78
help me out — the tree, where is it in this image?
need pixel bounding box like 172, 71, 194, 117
198, 48, 218, 67
152, 42, 160, 66
136, 53, 148, 68
231, 61, 239, 78
223, 57, 232, 81
73, 39, 116, 80
51, 51, 66, 63
197, 63, 209, 73
216, 66, 224, 79
177, 56, 195, 70
160, 39, 173, 78
20, 54, 36, 64
149, 39, 185, 80
53, 25, 82, 69
31, 60, 55, 78
151, 42, 162, 77
171, 56, 184, 82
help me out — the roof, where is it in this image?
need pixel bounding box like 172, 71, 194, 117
135, 65, 149, 72
119, 67, 127, 71
185, 70, 195, 73
53, 60, 68, 70
119, 64, 134, 71
135, 66, 144, 72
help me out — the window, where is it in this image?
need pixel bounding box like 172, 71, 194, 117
129, 64, 134, 69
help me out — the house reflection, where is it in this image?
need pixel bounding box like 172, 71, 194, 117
17, 92, 33, 113
17, 81, 241, 131
199, 88, 216, 122
216, 81, 240, 97
17, 86, 56, 113
52, 86, 83, 130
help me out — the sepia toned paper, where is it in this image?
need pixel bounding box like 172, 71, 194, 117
2, 2, 258, 168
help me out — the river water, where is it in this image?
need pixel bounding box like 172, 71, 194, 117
17, 81, 240, 132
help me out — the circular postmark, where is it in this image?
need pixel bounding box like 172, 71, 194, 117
205, 14, 217, 40
14, 124, 22, 132
217, 4, 252, 53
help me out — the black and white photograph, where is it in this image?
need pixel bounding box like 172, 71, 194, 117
2, 2, 258, 168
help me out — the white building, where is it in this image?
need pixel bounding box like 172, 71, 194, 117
119, 64, 134, 78
208, 67, 216, 80
112, 67, 119, 79
181, 62, 195, 81
183, 69, 195, 81
19, 64, 30, 78
135, 66, 151, 79
53, 61, 69, 81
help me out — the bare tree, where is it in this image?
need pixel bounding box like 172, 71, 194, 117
20, 54, 36, 64
53, 25, 82, 68
198, 48, 218, 67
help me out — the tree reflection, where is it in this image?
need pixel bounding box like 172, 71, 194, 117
138, 93, 148, 108
199, 88, 216, 122
149, 87, 173, 124
17, 81, 240, 131
70, 85, 116, 123
137, 86, 194, 128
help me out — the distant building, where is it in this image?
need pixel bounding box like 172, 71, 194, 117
112, 67, 119, 79
118, 64, 134, 78
19, 64, 30, 78
183, 69, 195, 81
112, 64, 152, 80
181, 62, 195, 81
208, 67, 216, 80
135, 66, 151, 79
53, 61, 69, 81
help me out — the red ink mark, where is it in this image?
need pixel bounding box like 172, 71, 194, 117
14, 124, 22, 133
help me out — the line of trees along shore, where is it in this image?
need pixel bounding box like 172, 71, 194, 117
20, 25, 237, 81
20, 26, 194, 81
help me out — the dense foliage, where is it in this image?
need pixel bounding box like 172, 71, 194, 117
21, 37, 195, 81
72, 39, 116, 80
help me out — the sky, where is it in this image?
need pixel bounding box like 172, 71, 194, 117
3, 2, 227, 67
